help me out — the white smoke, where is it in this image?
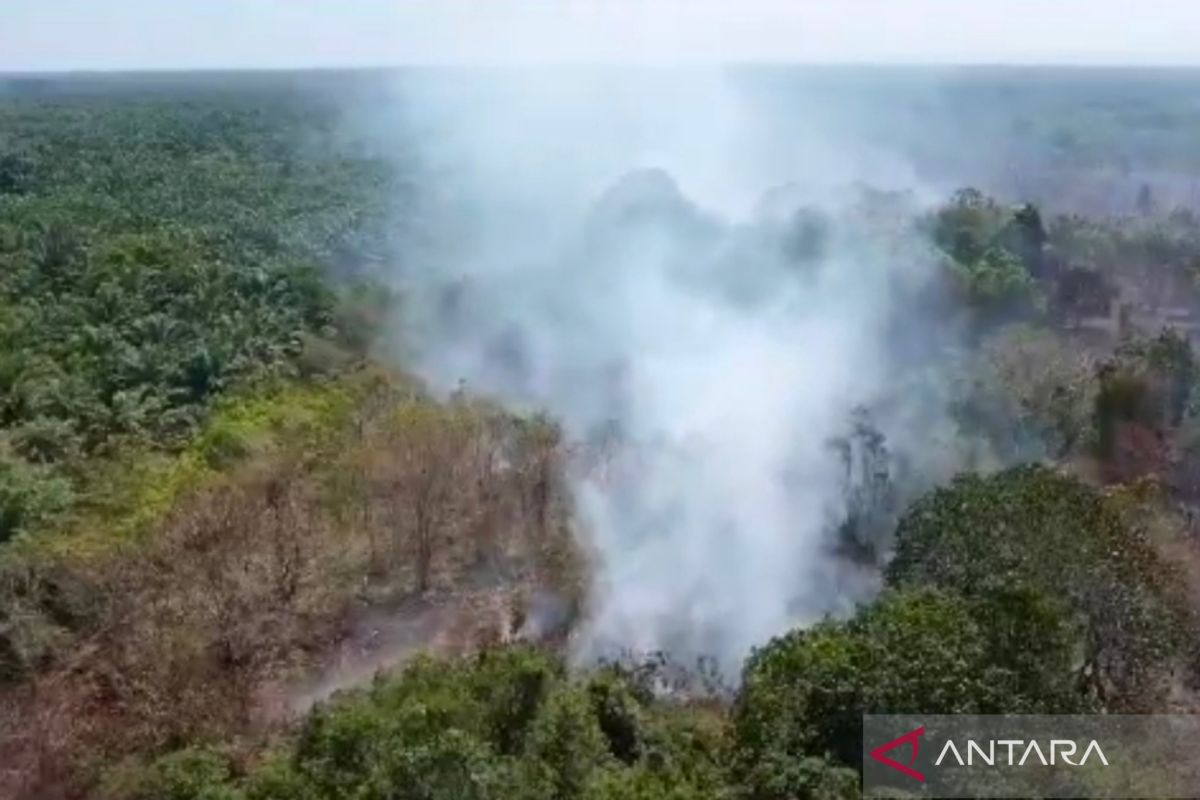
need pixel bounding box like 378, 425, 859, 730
376, 67, 947, 671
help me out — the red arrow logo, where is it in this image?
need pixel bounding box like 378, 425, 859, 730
870, 726, 925, 782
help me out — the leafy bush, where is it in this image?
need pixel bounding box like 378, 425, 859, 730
731, 753, 859, 800
110, 648, 741, 800
888, 465, 1190, 709
0, 452, 73, 542
100, 747, 243, 800
734, 586, 1079, 776
525, 685, 612, 798
944, 247, 1040, 322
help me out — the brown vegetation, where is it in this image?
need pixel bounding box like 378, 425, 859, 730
0, 372, 585, 800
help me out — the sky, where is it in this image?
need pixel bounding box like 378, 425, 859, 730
4, 1, 1200, 72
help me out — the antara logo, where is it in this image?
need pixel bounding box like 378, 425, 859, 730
935, 738, 1108, 767
870, 726, 926, 782
869, 727, 1110, 783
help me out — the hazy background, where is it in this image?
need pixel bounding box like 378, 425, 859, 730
7, 0, 1199, 670
7, 1, 1200, 72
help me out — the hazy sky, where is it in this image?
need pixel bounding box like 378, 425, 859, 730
5, 1, 1200, 72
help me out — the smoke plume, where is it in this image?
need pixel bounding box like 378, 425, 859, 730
377, 67, 951, 671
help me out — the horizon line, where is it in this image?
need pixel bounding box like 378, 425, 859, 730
7, 60, 1200, 77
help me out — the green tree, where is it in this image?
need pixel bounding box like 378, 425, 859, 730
999, 203, 1048, 277
945, 246, 1039, 322
100, 747, 243, 800
526, 687, 612, 799
734, 586, 1079, 777
930, 188, 1007, 265
888, 465, 1189, 710
732, 754, 859, 800
0, 451, 73, 542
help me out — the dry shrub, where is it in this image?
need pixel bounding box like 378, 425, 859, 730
0, 385, 587, 798
1, 463, 343, 796
331, 398, 582, 603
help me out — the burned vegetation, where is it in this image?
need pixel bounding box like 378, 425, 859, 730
4, 69, 1200, 800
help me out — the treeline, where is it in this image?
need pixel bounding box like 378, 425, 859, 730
921, 187, 1200, 494
929, 185, 1200, 327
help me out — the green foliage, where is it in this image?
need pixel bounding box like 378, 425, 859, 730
193, 377, 359, 469
888, 465, 1189, 709
362, 729, 508, 800
732, 753, 860, 800
582, 763, 731, 800
22, 376, 365, 556
0, 449, 73, 542
15, 75, 1200, 800
101, 747, 244, 800
115, 647, 741, 800
241, 756, 318, 800
87, 448, 1187, 798
0, 85, 395, 545
289, 653, 507, 798
0, 152, 36, 194
930, 188, 1009, 265
526, 686, 612, 798
0, 222, 336, 456
927, 190, 1049, 325
282, 650, 569, 799
999, 203, 1048, 276
944, 247, 1039, 318
586, 669, 647, 765
475, 646, 563, 757
637, 704, 730, 794
734, 586, 1078, 777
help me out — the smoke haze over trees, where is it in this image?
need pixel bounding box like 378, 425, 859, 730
5, 51, 1200, 800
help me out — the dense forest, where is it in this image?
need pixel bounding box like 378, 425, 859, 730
4, 69, 1200, 800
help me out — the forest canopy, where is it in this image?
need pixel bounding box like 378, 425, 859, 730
4, 70, 1200, 800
